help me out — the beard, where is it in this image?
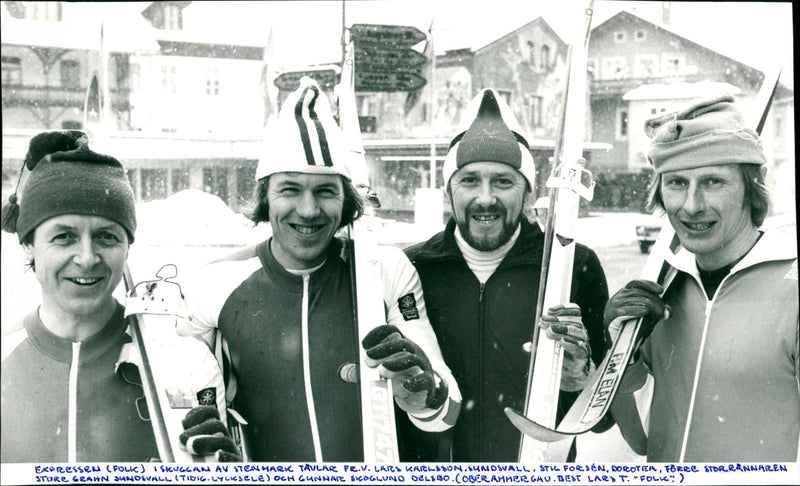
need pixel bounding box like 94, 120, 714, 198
455, 201, 522, 252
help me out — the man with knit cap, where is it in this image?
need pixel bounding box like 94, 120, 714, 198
403, 89, 610, 461
1, 131, 238, 463
605, 94, 799, 461
178, 77, 460, 462
0, 130, 156, 462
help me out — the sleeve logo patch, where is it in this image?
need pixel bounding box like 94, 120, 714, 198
197, 387, 217, 406
398, 293, 420, 321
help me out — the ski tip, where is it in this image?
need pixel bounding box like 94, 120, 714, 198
503, 407, 575, 443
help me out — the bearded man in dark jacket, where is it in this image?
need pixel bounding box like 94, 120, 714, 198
401, 89, 612, 462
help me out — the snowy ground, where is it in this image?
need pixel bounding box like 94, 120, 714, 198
2, 190, 794, 462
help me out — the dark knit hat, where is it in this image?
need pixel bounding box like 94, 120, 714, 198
645, 94, 766, 173
1, 130, 137, 243
442, 89, 536, 189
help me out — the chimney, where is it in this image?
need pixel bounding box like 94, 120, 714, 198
662, 2, 671, 25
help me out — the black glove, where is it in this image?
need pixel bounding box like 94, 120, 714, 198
540, 303, 591, 392
362, 325, 448, 413
180, 405, 242, 462
603, 279, 667, 348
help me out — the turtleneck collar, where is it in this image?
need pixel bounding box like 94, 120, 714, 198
454, 224, 521, 283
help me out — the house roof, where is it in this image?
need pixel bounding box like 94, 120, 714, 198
592, 10, 760, 78
0, 1, 268, 55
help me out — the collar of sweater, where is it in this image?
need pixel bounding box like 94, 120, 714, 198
454, 224, 521, 283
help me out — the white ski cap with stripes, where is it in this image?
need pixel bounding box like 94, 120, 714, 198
255, 76, 351, 181
442, 88, 536, 190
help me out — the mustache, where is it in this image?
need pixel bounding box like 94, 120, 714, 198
465, 202, 507, 217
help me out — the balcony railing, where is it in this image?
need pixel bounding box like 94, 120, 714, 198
1, 84, 130, 110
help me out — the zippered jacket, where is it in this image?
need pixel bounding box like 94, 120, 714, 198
178, 237, 460, 462
617, 229, 799, 462
404, 218, 610, 461
1, 303, 158, 462
1, 301, 229, 463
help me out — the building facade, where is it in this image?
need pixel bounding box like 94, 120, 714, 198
2, 2, 792, 218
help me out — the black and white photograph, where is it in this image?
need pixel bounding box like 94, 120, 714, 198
1, 0, 796, 484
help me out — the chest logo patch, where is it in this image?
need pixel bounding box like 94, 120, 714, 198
197, 387, 217, 406
398, 293, 420, 321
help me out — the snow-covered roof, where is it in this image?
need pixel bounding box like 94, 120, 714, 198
623, 81, 741, 101
1, 3, 158, 52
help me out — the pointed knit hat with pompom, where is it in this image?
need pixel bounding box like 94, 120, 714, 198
1, 130, 137, 243
442, 88, 536, 190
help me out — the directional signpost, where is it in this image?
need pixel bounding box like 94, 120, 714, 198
273, 67, 339, 92
350, 23, 426, 46
350, 23, 428, 92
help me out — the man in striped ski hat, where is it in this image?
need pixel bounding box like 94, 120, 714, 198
404, 88, 611, 461
178, 77, 460, 461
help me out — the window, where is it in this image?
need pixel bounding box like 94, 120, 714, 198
527, 40, 535, 65
540, 45, 551, 70
130, 63, 140, 93
587, 58, 599, 78
634, 55, 659, 78
616, 108, 628, 140
601, 57, 627, 79
163, 4, 181, 30
60, 59, 80, 88
661, 54, 684, 75
113, 54, 129, 91
161, 65, 176, 94
647, 103, 669, 116
635, 30, 647, 41
1, 56, 22, 85
528, 95, 543, 128
25, 2, 61, 21
614, 31, 627, 43
206, 68, 220, 96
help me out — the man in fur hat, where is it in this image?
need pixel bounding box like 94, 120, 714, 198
402, 89, 611, 462
605, 95, 799, 462
177, 77, 460, 462
0, 131, 237, 462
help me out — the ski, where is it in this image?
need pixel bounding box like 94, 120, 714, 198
123, 265, 231, 463
505, 224, 679, 441
83, 65, 177, 461
506, 62, 784, 447
84, 58, 235, 462
339, 33, 399, 462
503, 0, 596, 463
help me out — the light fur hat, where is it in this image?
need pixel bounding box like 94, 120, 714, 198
442, 89, 536, 190
255, 76, 351, 181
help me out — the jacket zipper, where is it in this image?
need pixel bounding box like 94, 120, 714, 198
478, 281, 486, 457
301, 274, 323, 461
679, 271, 729, 461
69, 341, 81, 462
